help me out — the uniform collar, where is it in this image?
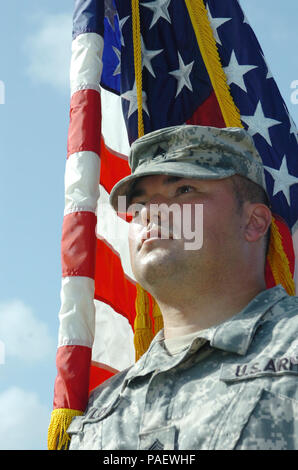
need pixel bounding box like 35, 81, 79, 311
125, 285, 288, 382
206, 285, 288, 355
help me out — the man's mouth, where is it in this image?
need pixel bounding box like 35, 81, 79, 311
139, 224, 173, 248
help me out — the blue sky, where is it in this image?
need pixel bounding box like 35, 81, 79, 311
0, 0, 297, 450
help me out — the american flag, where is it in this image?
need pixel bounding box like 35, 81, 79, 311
48, 0, 298, 449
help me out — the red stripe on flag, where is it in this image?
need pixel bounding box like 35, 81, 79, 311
89, 362, 118, 393
186, 90, 226, 127
67, 89, 101, 158
100, 137, 131, 194
53, 345, 91, 411
95, 238, 136, 328
62, 211, 97, 278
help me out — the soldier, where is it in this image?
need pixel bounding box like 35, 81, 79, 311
68, 125, 298, 450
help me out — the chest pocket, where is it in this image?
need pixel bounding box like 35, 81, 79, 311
208, 380, 262, 450
211, 362, 298, 450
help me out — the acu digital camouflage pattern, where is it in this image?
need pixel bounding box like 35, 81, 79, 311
68, 285, 298, 450
109, 125, 266, 211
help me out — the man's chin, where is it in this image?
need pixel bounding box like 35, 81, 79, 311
134, 250, 184, 289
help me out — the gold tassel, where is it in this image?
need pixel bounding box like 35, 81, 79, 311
184, 0, 243, 128
134, 283, 154, 361
131, 0, 144, 137
152, 297, 164, 334
47, 408, 83, 450
267, 216, 296, 296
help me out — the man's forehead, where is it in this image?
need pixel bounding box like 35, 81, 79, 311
133, 174, 183, 190
130, 174, 231, 192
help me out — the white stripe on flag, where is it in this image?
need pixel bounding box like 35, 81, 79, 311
70, 32, 104, 96
100, 86, 130, 157
58, 276, 96, 347
64, 151, 100, 216
96, 184, 136, 282
93, 300, 135, 371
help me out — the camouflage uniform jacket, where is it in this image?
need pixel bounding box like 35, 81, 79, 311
68, 285, 298, 450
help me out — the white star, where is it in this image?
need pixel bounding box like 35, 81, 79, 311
141, 36, 162, 78
119, 15, 129, 47
243, 14, 250, 25
112, 46, 121, 76
206, 4, 232, 45
141, 0, 172, 29
260, 52, 273, 80
265, 65, 273, 80
169, 52, 194, 97
264, 156, 298, 205
121, 81, 149, 118
105, 0, 117, 31
287, 109, 298, 144
241, 101, 282, 147
223, 50, 257, 92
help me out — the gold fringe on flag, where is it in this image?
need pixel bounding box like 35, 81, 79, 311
152, 297, 164, 335
47, 408, 83, 450
134, 283, 154, 361
268, 216, 296, 296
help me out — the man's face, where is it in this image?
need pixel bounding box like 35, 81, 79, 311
127, 174, 244, 291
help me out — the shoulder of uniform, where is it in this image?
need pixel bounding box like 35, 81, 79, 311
255, 293, 298, 355
266, 293, 298, 327
88, 365, 133, 406
273, 293, 298, 315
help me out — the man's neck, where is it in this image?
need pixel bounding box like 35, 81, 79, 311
153, 280, 267, 340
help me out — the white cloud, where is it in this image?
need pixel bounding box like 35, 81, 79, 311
0, 300, 55, 363
24, 12, 72, 92
0, 387, 50, 450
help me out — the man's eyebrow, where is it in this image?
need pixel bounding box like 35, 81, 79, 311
164, 175, 183, 185
128, 176, 183, 203
128, 175, 184, 201
127, 186, 145, 203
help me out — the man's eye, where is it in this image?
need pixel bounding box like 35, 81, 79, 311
128, 203, 145, 219
176, 185, 195, 195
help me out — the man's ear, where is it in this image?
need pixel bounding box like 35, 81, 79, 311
243, 203, 272, 243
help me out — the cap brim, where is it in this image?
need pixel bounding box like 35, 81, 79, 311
109, 161, 235, 211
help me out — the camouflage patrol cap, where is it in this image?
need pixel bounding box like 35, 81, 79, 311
109, 125, 266, 210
